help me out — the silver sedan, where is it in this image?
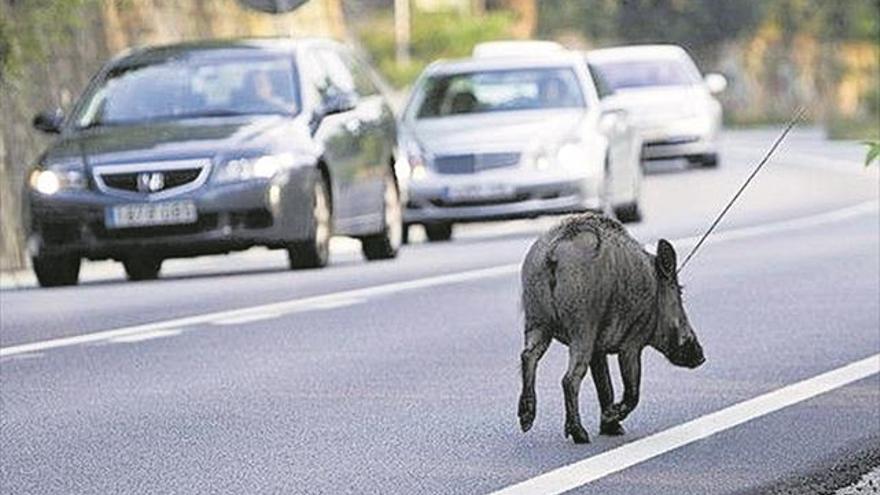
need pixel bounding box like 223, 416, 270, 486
398, 49, 643, 242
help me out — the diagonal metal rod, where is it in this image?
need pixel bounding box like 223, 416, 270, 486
677, 107, 807, 274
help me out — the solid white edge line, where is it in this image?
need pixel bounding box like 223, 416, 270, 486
488, 353, 880, 495
2, 200, 877, 358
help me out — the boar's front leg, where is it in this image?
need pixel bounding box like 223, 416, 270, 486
562, 338, 594, 444
591, 353, 625, 436
518, 323, 551, 432
602, 348, 642, 424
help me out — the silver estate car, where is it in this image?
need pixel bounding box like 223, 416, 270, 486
587, 44, 726, 167
398, 48, 643, 242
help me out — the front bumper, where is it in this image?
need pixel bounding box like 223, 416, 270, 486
404, 171, 602, 224
636, 116, 718, 160
28, 168, 317, 260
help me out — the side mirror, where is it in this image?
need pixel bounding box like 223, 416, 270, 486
599, 108, 625, 134
33, 109, 64, 134
321, 91, 358, 117
704, 73, 727, 94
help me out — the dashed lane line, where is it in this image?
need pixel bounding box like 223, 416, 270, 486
1, 200, 876, 358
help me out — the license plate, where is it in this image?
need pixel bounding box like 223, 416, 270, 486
446, 183, 515, 202
106, 201, 197, 229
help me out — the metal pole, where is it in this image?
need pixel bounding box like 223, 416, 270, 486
394, 0, 411, 66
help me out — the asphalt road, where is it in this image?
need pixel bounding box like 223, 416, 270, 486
1, 128, 878, 494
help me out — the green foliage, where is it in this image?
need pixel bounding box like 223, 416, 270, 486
864, 141, 880, 167
1, 0, 99, 82
763, 0, 879, 41
538, 0, 764, 59
358, 10, 514, 88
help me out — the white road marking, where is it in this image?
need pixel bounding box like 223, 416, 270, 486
673, 200, 878, 249
489, 353, 880, 495
107, 329, 182, 344
0, 264, 518, 357
643, 199, 879, 254
303, 297, 365, 311
1, 200, 876, 358
211, 312, 285, 326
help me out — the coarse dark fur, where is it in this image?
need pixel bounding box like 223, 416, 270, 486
518, 212, 705, 444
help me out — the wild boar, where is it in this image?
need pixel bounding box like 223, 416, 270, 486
518, 212, 705, 444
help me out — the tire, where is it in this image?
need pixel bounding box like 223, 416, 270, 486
424, 223, 453, 242
361, 175, 403, 261
32, 254, 81, 287
401, 224, 411, 245
123, 256, 162, 281
614, 201, 643, 223
288, 176, 331, 270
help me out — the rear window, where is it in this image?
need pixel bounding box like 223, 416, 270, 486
416, 67, 585, 119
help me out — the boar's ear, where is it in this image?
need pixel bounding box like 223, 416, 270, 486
655, 239, 677, 280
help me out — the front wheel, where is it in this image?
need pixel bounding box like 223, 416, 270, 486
288, 176, 331, 270
123, 256, 162, 281
361, 175, 402, 261
32, 254, 81, 287
614, 201, 643, 223
424, 223, 453, 242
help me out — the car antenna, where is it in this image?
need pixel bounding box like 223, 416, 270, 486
677, 106, 807, 274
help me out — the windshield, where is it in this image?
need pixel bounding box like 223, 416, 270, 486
415, 67, 585, 119
74, 56, 300, 128
592, 58, 700, 90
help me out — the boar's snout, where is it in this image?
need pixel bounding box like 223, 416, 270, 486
672, 337, 705, 369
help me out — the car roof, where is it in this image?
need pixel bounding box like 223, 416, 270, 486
424, 52, 584, 76
111, 37, 340, 66
472, 40, 566, 58
586, 44, 691, 63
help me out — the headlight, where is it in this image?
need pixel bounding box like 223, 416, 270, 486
409, 154, 428, 181
216, 153, 297, 183
556, 142, 583, 170
403, 142, 429, 182
29, 168, 85, 195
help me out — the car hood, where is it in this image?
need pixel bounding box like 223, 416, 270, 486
408, 110, 586, 155
42, 115, 314, 169
602, 85, 708, 123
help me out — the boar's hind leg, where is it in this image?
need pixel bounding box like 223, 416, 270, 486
603, 349, 642, 424
562, 338, 594, 444
592, 354, 625, 436
518, 324, 551, 433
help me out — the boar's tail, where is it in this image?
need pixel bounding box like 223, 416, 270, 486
546, 222, 604, 266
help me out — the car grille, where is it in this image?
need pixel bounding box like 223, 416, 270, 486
101, 168, 202, 192
433, 152, 520, 174
644, 136, 700, 147
94, 159, 210, 197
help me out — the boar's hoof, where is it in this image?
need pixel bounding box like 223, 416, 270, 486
518, 396, 536, 432
600, 420, 626, 436
564, 422, 590, 444
602, 403, 629, 423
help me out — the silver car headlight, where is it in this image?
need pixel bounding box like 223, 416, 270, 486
556, 142, 584, 170
528, 140, 590, 172
400, 140, 429, 182
29, 168, 86, 195
215, 153, 299, 183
